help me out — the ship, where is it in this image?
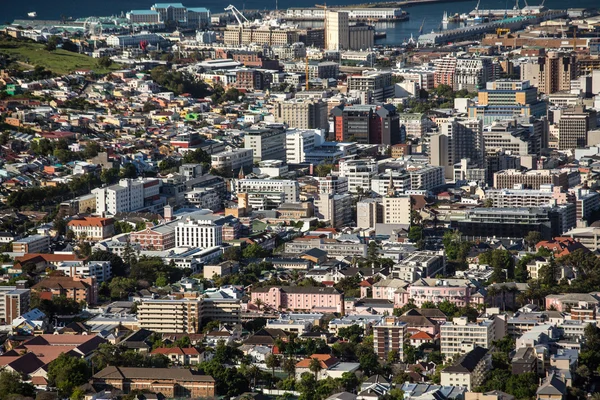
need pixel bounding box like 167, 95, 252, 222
28, 11, 37, 18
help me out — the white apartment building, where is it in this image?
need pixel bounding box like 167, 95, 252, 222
383, 195, 412, 225
236, 179, 299, 203
175, 218, 223, 249
137, 298, 201, 333
210, 148, 253, 173
485, 185, 569, 208
408, 165, 445, 191
440, 317, 497, 359
185, 187, 221, 211
339, 158, 378, 193
315, 175, 348, 195
93, 178, 161, 216
371, 171, 411, 195
285, 129, 325, 164
12, 235, 50, 254
56, 261, 112, 283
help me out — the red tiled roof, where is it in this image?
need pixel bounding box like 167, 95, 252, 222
296, 354, 339, 369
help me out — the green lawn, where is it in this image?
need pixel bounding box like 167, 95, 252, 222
0, 36, 120, 75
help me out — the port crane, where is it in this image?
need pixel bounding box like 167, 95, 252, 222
418, 18, 425, 34
224, 5, 249, 26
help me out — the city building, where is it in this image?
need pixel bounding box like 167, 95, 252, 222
210, 148, 254, 174
325, 10, 350, 50
244, 127, 286, 162
285, 238, 367, 257
250, 286, 344, 313
430, 118, 484, 179
55, 261, 112, 283
493, 169, 574, 190
0, 286, 30, 325
285, 129, 325, 164
373, 316, 408, 360
31, 276, 97, 305
468, 80, 547, 124
440, 317, 496, 359
338, 158, 378, 193
66, 217, 115, 241
347, 72, 394, 103
557, 106, 598, 150
275, 99, 329, 131
332, 104, 400, 144
92, 366, 215, 398
314, 193, 354, 228
137, 297, 201, 333
521, 51, 577, 94
440, 347, 491, 390
12, 235, 50, 254
92, 178, 162, 216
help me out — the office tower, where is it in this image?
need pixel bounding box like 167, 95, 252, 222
429, 118, 484, 179
557, 106, 598, 149
346, 72, 394, 103
521, 51, 578, 94
468, 80, 547, 124
331, 103, 400, 144
276, 99, 329, 131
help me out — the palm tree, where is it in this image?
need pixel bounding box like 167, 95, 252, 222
282, 357, 296, 378
308, 357, 322, 380
247, 364, 260, 389
265, 353, 281, 388
254, 298, 263, 311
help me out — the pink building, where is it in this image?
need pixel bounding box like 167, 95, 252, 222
545, 293, 600, 312
251, 286, 344, 313
396, 278, 484, 309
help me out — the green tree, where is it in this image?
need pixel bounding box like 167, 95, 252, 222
120, 163, 138, 179
242, 243, 270, 259
308, 357, 322, 380
47, 353, 91, 397
0, 370, 35, 398
265, 354, 281, 387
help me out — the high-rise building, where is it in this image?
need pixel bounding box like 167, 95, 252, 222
468, 80, 547, 124
325, 10, 350, 50
434, 56, 492, 91
276, 99, 329, 131
383, 194, 412, 225
429, 118, 484, 179
244, 126, 286, 162
557, 106, 598, 150
285, 129, 325, 164
521, 51, 578, 94
347, 72, 394, 103
92, 178, 162, 216
373, 317, 408, 360
332, 104, 400, 144
314, 193, 354, 228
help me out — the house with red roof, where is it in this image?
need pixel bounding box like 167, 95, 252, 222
536, 237, 588, 258
150, 347, 203, 365
295, 354, 360, 379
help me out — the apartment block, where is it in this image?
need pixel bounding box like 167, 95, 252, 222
398, 278, 483, 309
12, 235, 50, 254
56, 261, 112, 283
137, 298, 201, 333
0, 286, 30, 325
285, 129, 325, 164
250, 286, 344, 313
441, 347, 491, 390
440, 317, 496, 359
332, 104, 400, 144
314, 193, 354, 228
347, 72, 394, 103
373, 316, 408, 360
338, 158, 378, 193
383, 195, 411, 225
93, 178, 162, 216
285, 238, 368, 257
521, 51, 577, 94
493, 169, 572, 190
210, 148, 254, 174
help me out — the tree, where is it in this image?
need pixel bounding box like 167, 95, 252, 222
223, 246, 241, 261
315, 164, 334, 177
524, 231, 542, 251
47, 353, 91, 397
0, 370, 35, 398
483, 198, 494, 208
120, 163, 138, 179
88, 250, 126, 276
45, 36, 60, 51
282, 357, 296, 378
308, 357, 322, 380
97, 56, 113, 69
100, 168, 119, 184
408, 226, 423, 243
242, 243, 270, 259
404, 344, 418, 364
61, 40, 78, 52
265, 354, 281, 387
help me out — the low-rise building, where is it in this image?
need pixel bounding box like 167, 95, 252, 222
67, 217, 115, 240
440, 347, 491, 390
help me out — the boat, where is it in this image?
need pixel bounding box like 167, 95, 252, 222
28, 11, 37, 18
374, 31, 387, 39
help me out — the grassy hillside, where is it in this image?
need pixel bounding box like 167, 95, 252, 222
0, 35, 120, 75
